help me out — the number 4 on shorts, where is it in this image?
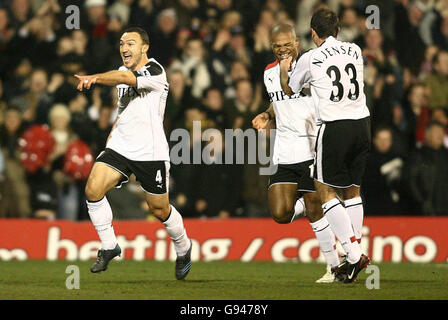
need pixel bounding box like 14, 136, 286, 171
155, 170, 162, 184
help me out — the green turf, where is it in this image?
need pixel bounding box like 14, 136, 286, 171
0, 260, 447, 300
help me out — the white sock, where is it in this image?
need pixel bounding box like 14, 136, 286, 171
323, 198, 362, 264
310, 216, 339, 268
290, 197, 306, 222
163, 205, 191, 256
345, 197, 363, 243
87, 197, 117, 250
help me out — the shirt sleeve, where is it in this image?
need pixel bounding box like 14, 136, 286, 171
132, 62, 168, 92
288, 51, 312, 94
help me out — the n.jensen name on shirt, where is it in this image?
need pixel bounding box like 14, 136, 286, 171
312, 45, 360, 67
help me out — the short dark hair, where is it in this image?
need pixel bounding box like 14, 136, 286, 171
426, 120, 446, 131
204, 87, 221, 97
122, 27, 149, 45
310, 8, 340, 39
373, 124, 392, 137
270, 23, 296, 39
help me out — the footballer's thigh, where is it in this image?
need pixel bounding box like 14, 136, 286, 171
268, 183, 298, 224
314, 180, 340, 204
342, 185, 361, 201
85, 162, 126, 201
132, 160, 171, 221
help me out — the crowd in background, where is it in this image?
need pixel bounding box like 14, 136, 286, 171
0, 0, 447, 221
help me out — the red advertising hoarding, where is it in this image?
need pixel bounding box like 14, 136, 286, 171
0, 217, 447, 263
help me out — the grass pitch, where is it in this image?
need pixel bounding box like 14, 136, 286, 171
0, 260, 447, 300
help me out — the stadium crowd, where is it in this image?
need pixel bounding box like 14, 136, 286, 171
0, 0, 447, 220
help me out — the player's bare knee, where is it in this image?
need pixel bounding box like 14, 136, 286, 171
85, 183, 105, 202
270, 207, 293, 224
148, 202, 171, 220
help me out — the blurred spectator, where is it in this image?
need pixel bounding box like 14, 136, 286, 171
0, 108, 31, 217
170, 37, 211, 99
431, 107, 448, 148
84, 0, 112, 72
362, 125, 405, 215
165, 69, 195, 132
9, 68, 64, 124
390, 83, 431, 157
404, 82, 431, 147
223, 60, 251, 99
48, 104, 78, 220
9, 0, 33, 29
201, 87, 229, 129
405, 121, 448, 215
0, 8, 16, 78
90, 106, 113, 157
394, 0, 426, 76
419, 45, 439, 79
15, 5, 58, 69
364, 28, 403, 132
226, 79, 264, 130
168, 0, 201, 29
338, 7, 360, 42
129, 0, 157, 34
425, 50, 448, 110
431, 3, 448, 50
108, 0, 133, 26
190, 134, 243, 218
149, 8, 179, 67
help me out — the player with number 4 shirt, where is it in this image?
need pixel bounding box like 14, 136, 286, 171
74, 27, 192, 280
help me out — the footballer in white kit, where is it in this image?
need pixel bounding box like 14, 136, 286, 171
100, 58, 171, 193
285, 21, 371, 189
264, 60, 316, 192
280, 9, 371, 283
253, 24, 341, 283
75, 27, 192, 280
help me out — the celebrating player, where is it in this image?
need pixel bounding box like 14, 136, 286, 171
252, 24, 341, 283
280, 9, 371, 283
74, 27, 192, 280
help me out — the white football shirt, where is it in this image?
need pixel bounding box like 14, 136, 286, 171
288, 36, 370, 122
264, 60, 316, 165
106, 58, 170, 161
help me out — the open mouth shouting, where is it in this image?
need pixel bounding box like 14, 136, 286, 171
122, 52, 132, 64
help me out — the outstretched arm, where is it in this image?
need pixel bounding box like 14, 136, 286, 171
74, 70, 137, 91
